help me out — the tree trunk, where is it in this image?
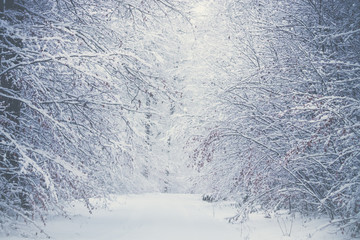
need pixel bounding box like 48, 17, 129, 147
0, 0, 14, 12
0, 0, 28, 210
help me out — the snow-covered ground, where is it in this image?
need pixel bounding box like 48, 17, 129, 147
1, 193, 350, 240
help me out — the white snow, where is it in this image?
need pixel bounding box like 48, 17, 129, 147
0, 193, 350, 240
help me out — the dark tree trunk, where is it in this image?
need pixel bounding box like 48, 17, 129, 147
0, 0, 15, 12
0, 0, 29, 210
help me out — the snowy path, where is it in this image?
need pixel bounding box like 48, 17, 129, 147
83, 194, 241, 240
2, 193, 349, 240
35, 194, 241, 240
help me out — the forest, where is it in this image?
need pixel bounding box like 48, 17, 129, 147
1, 0, 359, 238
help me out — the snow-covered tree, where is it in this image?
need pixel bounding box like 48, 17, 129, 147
0, 0, 185, 234
192, 0, 360, 235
